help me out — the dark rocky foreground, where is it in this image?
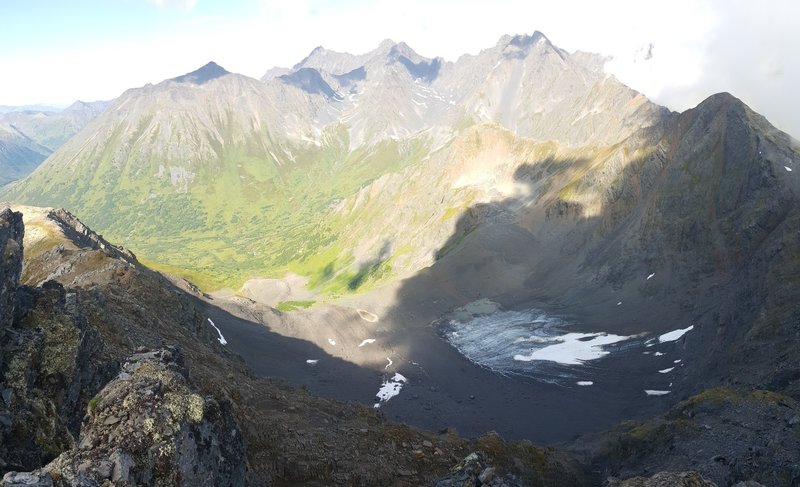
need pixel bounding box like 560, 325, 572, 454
3, 347, 246, 486
0, 207, 590, 485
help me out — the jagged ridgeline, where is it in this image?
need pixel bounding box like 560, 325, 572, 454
0, 32, 668, 291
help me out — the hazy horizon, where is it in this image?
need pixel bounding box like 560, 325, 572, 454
2, 0, 798, 137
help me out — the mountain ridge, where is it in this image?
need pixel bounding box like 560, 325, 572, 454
1, 30, 799, 486
3, 32, 671, 290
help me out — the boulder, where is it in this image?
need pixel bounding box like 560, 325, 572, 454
5, 347, 247, 487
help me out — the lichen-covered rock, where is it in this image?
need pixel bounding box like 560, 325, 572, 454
605, 470, 717, 486
0, 208, 23, 329
0, 279, 115, 473
3, 347, 246, 487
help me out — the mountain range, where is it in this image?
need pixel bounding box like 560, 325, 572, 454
1, 32, 672, 291
0, 100, 109, 185
1, 31, 799, 486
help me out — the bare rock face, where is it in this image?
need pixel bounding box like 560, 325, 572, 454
1, 276, 115, 472
2, 347, 246, 487
0, 208, 23, 329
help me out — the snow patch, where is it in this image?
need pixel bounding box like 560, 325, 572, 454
513, 332, 634, 365
358, 339, 376, 347
576, 381, 593, 386
384, 357, 393, 370
206, 318, 227, 345
645, 390, 671, 396
658, 325, 694, 343
306, 359, 318, 365
647, 273, 656, 280
443, 309, 639, 379
658, 367, 675, 374
617, 301, 622, 306
373, 373, 407, 408
654, 352, 666, 356
674, 359, 682, 364
785, 166, 793, 172
327, 338, 336, 346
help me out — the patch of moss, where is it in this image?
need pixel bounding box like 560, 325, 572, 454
276, 300, 316, 312
598, 418, 697, 466
87, 396, 100, 416
750, 389, 792, 405
674, 387, 740, 412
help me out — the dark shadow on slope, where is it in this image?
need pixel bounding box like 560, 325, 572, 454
199, 299, 382, 403
280, 68, 343, 100
333, 66, 366, 87
395, 53, 441, 82
117, 261, 387, 408
349, 240, 392, 290
370, 154, 677, 444
372, 96, 800, 445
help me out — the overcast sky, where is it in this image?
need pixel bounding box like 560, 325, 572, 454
1, 0, 798, 137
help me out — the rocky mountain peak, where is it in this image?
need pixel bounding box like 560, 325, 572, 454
386, 43, 441, 82
678, 92, 755, 140
63, 100, 109, 115
510, 30, 548, 47
377, 38, 398, 51
293, 45, 332, 70
692, 91, 745, 115
171, 61, 230, 85
496, 30, 563, 61
291, 45, 364, 76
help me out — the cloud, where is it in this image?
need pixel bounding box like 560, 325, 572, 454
601, 0, 799, 137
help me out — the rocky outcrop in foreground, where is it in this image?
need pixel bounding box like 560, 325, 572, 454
0, 207, 593, 485
2, 347, 245, 487
0, 209, 22, 329
1, 207, 245, 484
435, 451, 524, 487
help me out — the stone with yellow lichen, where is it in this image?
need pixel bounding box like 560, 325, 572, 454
3, 347, 245, 487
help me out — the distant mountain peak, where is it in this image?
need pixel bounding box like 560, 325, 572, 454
171, 61, 230, 85
497, 31, 548, 48
294, 46, 330, 70
494, 31, 565, 62
378, 39, 397, 51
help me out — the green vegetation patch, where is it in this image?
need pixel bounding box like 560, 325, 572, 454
276, 300, 316, 312
4, 130, 431, 292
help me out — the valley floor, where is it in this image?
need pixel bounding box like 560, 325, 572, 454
201, 284, 678, 444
